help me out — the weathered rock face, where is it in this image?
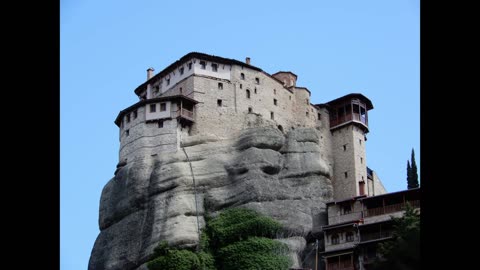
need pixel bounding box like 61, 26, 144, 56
89, 126, 334, 270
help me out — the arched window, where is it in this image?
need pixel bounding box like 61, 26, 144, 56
331, 234, 339, 244
246, 89, 251, 99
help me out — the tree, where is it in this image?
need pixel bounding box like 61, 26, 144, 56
370, 203, 420, 270
406, 160, 412, 189
407, 149, 419, 189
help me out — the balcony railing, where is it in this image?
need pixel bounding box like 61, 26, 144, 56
172, 108, 194, 121
327, 263, 354, 270
360, 231, 393, 242
363, 200, 420, 218
330, 113, 367, 128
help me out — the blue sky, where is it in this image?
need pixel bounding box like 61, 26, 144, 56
60, 0, 419, 269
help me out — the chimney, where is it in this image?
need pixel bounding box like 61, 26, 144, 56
147, 67, 155, 80
245, 57, 251, 65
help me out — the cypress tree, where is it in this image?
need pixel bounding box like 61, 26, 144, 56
410, 149, 419, 188
406, 160, 412, 189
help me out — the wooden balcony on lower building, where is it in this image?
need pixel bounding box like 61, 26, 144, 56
172, 108, 194, 122
363, 200, 420, 218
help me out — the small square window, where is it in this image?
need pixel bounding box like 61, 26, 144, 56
248, 107, 252, 113
166, 78, 170, 85
150, 104, 156, 112
274, 99, 277, 106
218, 82, 223, 90
158, 120, 164, 128
344, 171, 348, 178
254, 88, 257, 94
200, 61, 206, 69
160, 103, 167, 112
343, 144, 347, 151
212, 63, 218, 72
133, 110, 137, 119
126, 114, 130, 123
343, 205, 352, 214
240, 84, 242, 89
255, 77, 260, 84
240, 73, 245, 80
126, 129, 130, 136
270, 112, 274, 120
317, 113, 321, 120
217, 99, 222, 107
179, 67, 184, 75
188, 63, 192, 70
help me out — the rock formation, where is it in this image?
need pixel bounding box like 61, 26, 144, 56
89, 124, 333, 270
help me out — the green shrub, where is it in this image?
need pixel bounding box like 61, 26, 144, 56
147, 249, 200, 270
207, 208, 283, 248
217, 237, 291, 270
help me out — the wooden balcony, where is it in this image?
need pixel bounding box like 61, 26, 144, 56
360, 231, 393, 242
172, 108, 194, 122
330, 113, 368, 129
363, 200, 420, 218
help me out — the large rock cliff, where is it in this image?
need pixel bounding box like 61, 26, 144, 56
89, 124, 334, 270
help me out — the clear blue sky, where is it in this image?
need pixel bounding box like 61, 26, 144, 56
60, 0, 419, 269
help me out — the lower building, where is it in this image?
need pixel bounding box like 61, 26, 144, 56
320, 188, 420, 270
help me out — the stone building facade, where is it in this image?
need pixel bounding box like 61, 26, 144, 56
114, 52, 386, 202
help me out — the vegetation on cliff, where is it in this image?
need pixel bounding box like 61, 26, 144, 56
147, 208, 291, 270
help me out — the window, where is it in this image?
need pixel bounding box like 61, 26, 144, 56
255, 77, 260, 84
158, 120, 164, 128
154, 85, 160, 93
274, 99, 277, 105
359, 181, 365, 195
359, 139, 362, 145
246, 89, 251, 99
331, 234, 339, 245
188, 63, 192, 70
160, 103, 167, 112
126, 114, 130, 123
343, 204, 352, 214
306, 111, 309, 117
248, 107, 252, 113
254, 88, 257, 94
344, 171, 348, 178
240, 73, 245, 80
306, 98, 309, 105
289, 96, 292, 100
133, 110, 137, 119
150, 104, 156, 112
218, 83, 223, 90
317, 113, 321, 120
274, 89, 276, 95
179, 67, 184, 75
240, 84, 242, 89
200, 61, 206, 69
166, 78, 170, 85
270, 112, 274, 120
211, 63, 218, 72
360, 157, 363, 164
125, 129, 130, 136
217, 99, 222, 107
180, 87, 183, 93
346, 232, 354, 242
343, 144, 347, 151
